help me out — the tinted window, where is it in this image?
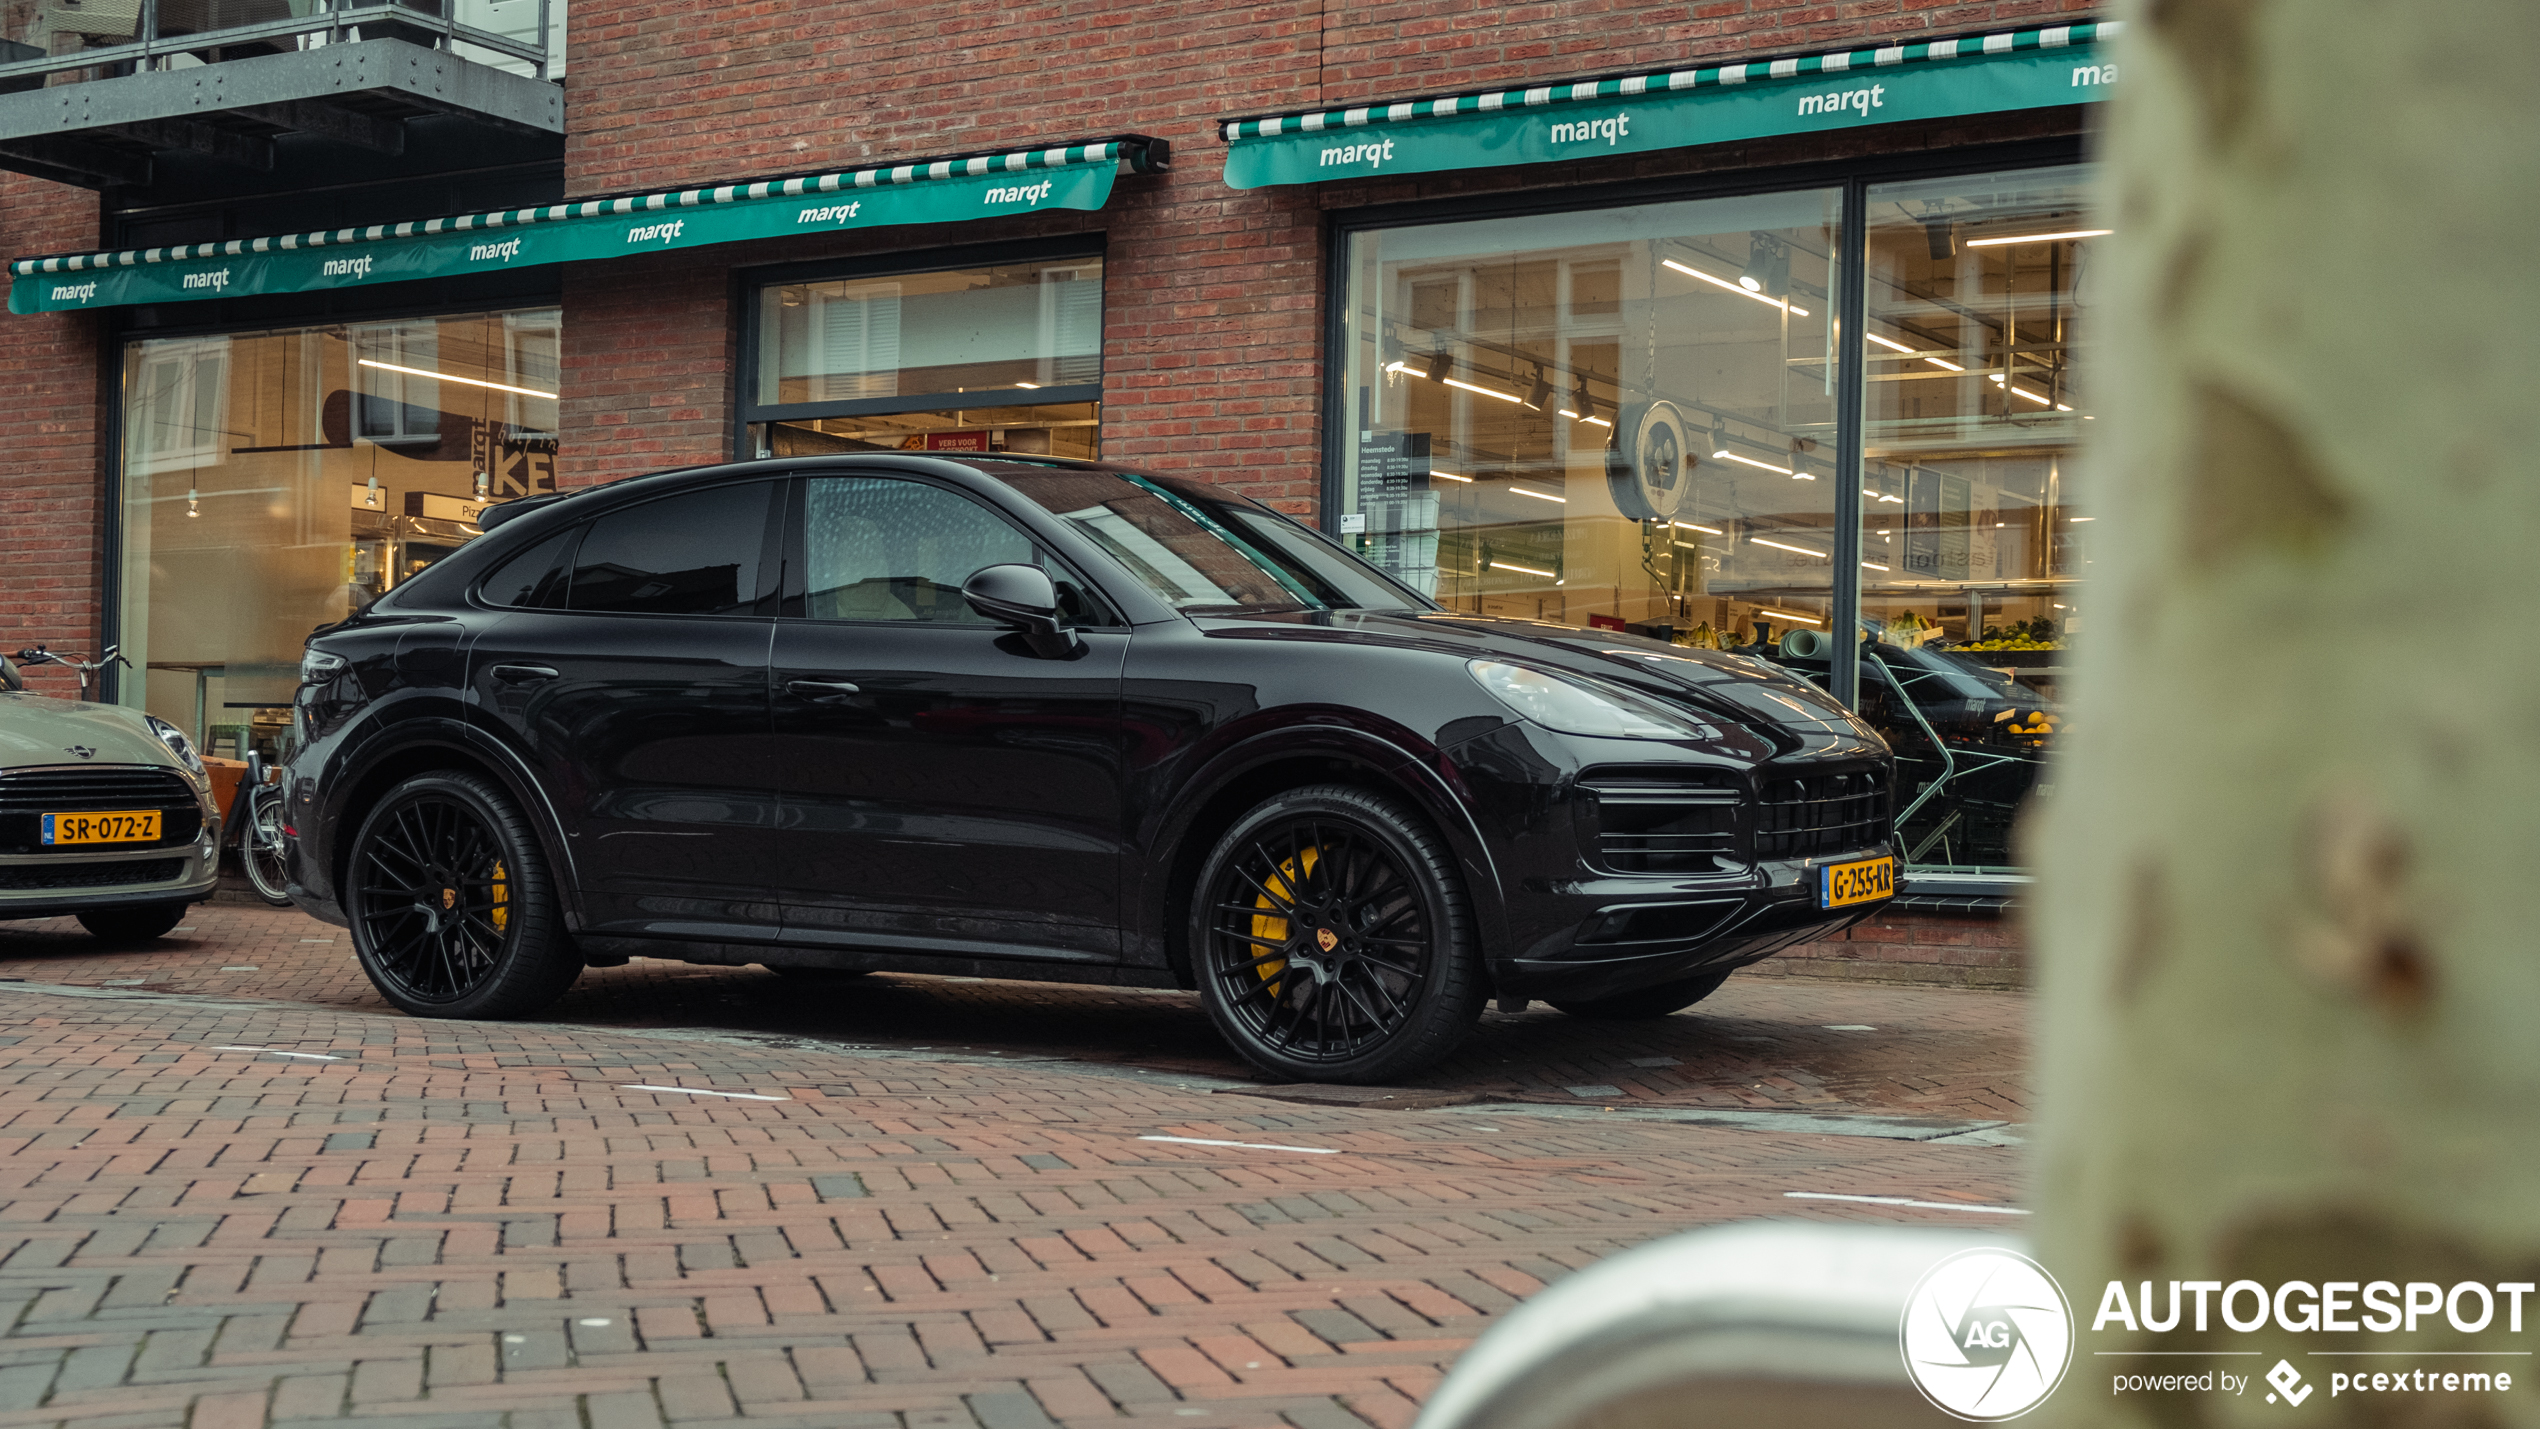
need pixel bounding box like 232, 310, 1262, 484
479, 529, 574, 609
804, 477, 1036, 623
998, 468, 1428, 614
569, 482, 776, 616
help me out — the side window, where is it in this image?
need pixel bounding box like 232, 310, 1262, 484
569, 482, 777, 616
803, 477, 1040, 624
478, 528, 575, 609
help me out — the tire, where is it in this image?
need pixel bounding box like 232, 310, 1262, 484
242, 787, 294, 907
1548, 966, 1734, 1020
345, 771, 579, 1019
1190, 784, 1486, 1084
76, 901, 187, 941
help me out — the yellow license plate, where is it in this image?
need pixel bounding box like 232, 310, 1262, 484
1819, 854, 1895, 909
41, 811, 161, 845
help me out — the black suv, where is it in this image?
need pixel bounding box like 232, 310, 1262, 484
285, 456, 1895, 1082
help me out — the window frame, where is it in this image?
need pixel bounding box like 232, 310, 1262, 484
732, 235, 1110, 459
534, 476, 790, 620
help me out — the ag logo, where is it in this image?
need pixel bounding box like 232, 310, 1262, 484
1899, 1247, 2074, 1421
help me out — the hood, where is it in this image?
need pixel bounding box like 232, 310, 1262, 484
0, 691, 190, 771
1198, 609, 1887, 757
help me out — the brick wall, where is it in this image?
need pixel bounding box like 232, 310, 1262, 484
0, 174, 106, 694
1758, 908, 2028, 989
554, 0, 2094, 504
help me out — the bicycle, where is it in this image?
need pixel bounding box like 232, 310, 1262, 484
10, 644, 131, 698
227, 748, 294, 906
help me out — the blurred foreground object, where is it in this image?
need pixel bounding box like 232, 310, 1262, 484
2033, 1, 2540, 1425
1410, 1222, 2006, 1429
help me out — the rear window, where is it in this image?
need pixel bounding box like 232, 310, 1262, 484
568, 482, 778, 616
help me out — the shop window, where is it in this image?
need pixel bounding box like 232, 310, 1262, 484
116, 307, 561, 759
1855, 165, 2091, 872
568, 483, 777, 617
745, 254, 1103, 463
1335, 191, 1845, 645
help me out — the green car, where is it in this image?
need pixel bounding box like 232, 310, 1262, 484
0, 652, 221, 939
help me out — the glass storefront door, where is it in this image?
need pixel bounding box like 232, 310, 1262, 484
1334, 163, 2092, 879
117, 306, 561, 760
746, 256, 1103, 462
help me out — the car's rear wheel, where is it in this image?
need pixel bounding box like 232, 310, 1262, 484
76, 901, 187, 941
346, 772, 578, 1018
1192, 785, 1484, 1084
1548, 966, 1733, 1019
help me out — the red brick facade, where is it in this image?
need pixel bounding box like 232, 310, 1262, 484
0, 174, 106, 700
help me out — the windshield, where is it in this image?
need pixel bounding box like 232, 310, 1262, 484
996, 467, 1432, 615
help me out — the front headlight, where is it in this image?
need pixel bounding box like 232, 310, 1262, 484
1467, 660, 1713, 739
300, 648, 348, 684
143, 715, 208, 780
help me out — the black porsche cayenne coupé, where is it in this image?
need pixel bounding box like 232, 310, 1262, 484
284, 455, 1896, 1082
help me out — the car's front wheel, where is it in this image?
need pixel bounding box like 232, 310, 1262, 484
1192, 785, 1485, 1084
76, 901, 188, 941
1548, 966, 1733, 1019
346, 771, 579, 1018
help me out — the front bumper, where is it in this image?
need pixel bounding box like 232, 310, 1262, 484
1492, 847, 1895, 1001
0, 835, 221, 921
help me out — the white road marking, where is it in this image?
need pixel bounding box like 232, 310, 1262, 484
1784, 1191, 2029, 1215
1823, 1024, 1876, 1031
577, 1318, 612, 1327
211, 1046, 341, 1060
1138, 1135, 1340, 1155
619, 1085, 790, 1101
220, 965, 259, 971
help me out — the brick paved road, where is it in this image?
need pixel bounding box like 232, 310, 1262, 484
0, 906, 2029, 1127
0, 975, 2019, 1429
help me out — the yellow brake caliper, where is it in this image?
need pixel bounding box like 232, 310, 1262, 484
1248, 845, 1319, 996
490, 860, 508, 934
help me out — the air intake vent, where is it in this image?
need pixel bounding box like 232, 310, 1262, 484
0, 858, 185, 891
1580, 768, 1739, 875
1754, 764, 1890, 861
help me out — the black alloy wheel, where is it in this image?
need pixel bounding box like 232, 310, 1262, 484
347, 772, 579, 1019
1192, 785, 1484, 1084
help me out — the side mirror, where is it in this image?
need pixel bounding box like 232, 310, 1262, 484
1780, 627, 1829, 659
963, 563, 1080, 659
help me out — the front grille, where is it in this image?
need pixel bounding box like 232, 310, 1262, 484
0, 767, 204, 854
1754, 764, 1891, 861
1582, 768, 1740, 874
0, 858, 185, 891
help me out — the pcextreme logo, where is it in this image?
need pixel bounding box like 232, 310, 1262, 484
1901, 1248, 2076, 1421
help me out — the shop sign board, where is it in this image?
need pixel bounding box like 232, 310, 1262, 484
9, 148, 1124, 314
1221, 24, 2115, 190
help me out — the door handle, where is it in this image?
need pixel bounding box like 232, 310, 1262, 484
488, 664, 559, 685
786, 679, 863, 699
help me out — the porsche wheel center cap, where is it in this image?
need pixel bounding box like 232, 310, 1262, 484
1314, 928, 1339, 953
440, 888, 457, 911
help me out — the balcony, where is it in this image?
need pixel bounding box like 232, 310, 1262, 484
0, 0, 561, 187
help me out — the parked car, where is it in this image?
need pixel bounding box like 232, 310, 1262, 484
282, 456, 1897, 1082
0, 652, 221, 939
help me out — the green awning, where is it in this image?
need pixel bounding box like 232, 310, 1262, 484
1219, 22, 2116, 190
9, 137, 1164, 314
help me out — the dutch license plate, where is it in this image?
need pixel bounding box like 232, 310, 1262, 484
1820, 854, 1895, 909
41, 811, 161, 846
